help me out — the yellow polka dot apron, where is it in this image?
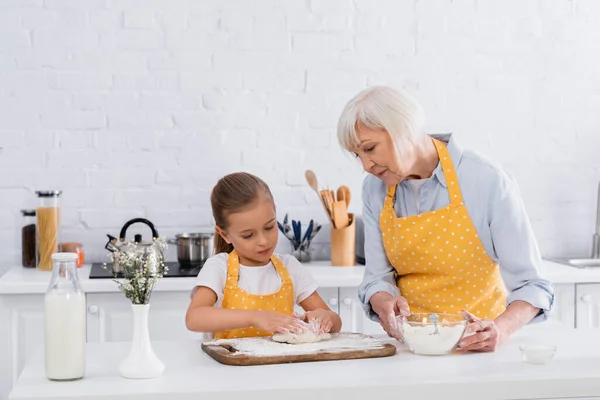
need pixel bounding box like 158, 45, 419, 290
214, 251, 295, 339
380, 139, 507, 320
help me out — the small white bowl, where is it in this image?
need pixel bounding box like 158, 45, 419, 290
519, 344, 556, 364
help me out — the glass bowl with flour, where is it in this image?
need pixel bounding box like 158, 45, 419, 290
399, 313, 467, 356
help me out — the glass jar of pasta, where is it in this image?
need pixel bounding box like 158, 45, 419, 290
35, 191, 62, 271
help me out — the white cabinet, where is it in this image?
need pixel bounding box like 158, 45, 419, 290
293, 287, 338, 315
576, 283, 600, 329
549, 284, 575, 328
0, 294, 45, 400
86, 292, 200, 342
319, 287, 339, 312
338, 287, 384, 335
295, 287, 383, 334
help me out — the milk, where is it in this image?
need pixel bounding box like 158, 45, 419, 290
44, 290, 86, 380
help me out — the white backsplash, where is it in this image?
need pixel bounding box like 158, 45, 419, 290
1, 0, 600, 273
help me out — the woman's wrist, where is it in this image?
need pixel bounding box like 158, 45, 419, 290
370, 291, 393, 316
494, 301, 540, 340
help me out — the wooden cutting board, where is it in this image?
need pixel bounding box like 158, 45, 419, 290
201, 333, 397, 366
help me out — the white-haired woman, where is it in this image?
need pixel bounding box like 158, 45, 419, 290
337, 85, 553, 352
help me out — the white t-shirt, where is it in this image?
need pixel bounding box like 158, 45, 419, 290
191, 253, 319, 308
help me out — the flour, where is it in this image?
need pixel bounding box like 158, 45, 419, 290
272, 331, 331, 344
401, 322, 465, 355
204, 333, 385, 357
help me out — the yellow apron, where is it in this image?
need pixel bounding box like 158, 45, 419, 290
379, 139, 507, 320
214, 251, 295, 339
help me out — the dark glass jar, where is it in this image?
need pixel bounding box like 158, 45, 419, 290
21, 209, 36, 268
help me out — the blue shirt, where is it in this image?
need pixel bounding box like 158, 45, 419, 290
359, 134, 554, 323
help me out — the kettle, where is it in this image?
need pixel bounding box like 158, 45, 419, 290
105, 218, 165, 275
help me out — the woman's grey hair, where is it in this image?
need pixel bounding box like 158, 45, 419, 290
337, 85, 427, 155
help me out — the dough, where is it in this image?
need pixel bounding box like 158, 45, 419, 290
272, 331, 331, 344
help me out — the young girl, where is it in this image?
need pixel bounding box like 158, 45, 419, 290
186, 172, 342, 339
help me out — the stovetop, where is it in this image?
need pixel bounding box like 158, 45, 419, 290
89, 262, 203, 279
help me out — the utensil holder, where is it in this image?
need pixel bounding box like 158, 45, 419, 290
331, 213, 356, 266
291, 246, 311, 263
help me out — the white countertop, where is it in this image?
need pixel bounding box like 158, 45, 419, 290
9, 323, 600, 400
0, 262, 366, 295
0, 259, 598, 295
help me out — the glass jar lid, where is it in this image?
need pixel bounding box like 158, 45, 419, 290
35, 190, 62, 198
51, 253, 79, 262
20, 209, 36, 217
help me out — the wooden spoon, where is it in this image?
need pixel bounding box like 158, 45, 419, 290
336, 186, 351, 208
305, 170, 319, 194
321, 190, 334, 220
306, 170, 334, 224
332, 200, 349, 229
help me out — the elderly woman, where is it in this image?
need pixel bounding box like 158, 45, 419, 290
336, 86, 554, 352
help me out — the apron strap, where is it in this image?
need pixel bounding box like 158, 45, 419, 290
383, 138, 463, 209
432, 138, 464, 205
271, 254, 293, 285
225, 251, 240, 290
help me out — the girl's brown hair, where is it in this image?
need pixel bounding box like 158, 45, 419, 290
211, 172, 274, 254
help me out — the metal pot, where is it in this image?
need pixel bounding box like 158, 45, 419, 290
168, 232, 214, 268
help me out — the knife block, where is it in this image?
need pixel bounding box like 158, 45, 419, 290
331, 213, 356, 266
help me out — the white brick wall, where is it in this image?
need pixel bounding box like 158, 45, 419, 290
1, 0, 600, 273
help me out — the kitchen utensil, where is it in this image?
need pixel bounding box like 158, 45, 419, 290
306, 170, 334, 225
168, 232, 214, 269
336, 187, 346, 204
321, 190, 334, 220
291, 220, 299, 244
301, 220, 314, 243
277, 221, 294, 241
305, 170, 319, 194
296, 220, 301, 242
105, 218, 165, 275
281, 214, 293, 238
332, 200, 349, 229
304, 223, 321, 253
398, 313, 467, 356
278, 216, 320, 262
429, 313, 440, 335
337, 185, 351, 208
307, 223, 320, 244
202, 333, 396, 366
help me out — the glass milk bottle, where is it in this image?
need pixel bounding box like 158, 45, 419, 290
45, 253, 86, 381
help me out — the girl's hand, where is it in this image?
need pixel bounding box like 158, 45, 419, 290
251, 311, 304, 334
303, 309, 337, 333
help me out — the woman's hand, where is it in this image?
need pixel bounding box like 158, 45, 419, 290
303, 309, 338, 333
251, 311, 304, 334
370, 292, 410, 340
457, 310, 505, 352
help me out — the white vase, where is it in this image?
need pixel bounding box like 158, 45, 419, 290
119, 304, 165, 379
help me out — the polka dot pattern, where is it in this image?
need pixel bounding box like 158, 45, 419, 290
379, 138, 507, 320
214, 251, 295, 339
